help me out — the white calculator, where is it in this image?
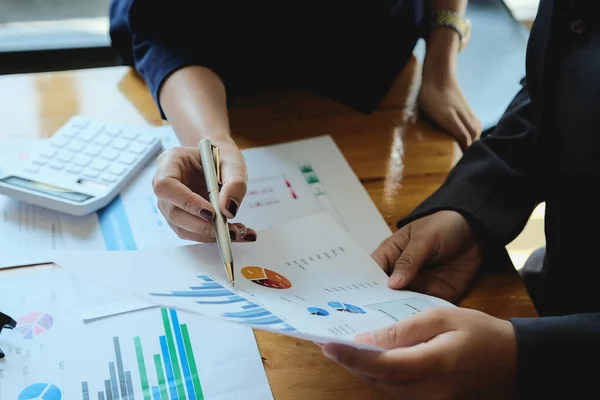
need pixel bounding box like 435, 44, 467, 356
0, 115, 162, 216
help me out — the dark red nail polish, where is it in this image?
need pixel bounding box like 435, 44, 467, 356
244, 233, 257, 242
199, 209, 214, 221
229, 230, 236, 241
226, 199, 239, 216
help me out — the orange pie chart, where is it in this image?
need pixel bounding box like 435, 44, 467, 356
241, 266, 292, 289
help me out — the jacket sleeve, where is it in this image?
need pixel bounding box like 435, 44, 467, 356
509, 313, 600, 398
109, 0, 215, 119
397, 82, 540, 250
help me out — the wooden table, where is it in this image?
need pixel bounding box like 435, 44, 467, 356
0, 59, 537, 400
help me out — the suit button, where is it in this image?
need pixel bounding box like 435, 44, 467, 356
570, 19, 587, 34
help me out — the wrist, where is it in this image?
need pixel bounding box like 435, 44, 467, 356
423, 29, 459, 81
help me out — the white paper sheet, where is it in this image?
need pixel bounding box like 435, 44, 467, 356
53, 213, 453, 349
60, 128, 391, 254
0, 268, 273, 400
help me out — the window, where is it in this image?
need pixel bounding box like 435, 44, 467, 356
0, 0, 110, 52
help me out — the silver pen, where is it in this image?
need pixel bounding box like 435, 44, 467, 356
199, 139, 235, 285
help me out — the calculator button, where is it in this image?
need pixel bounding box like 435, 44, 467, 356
70, 116, 90, 129
128, 143, 147, 154
49, 160, 65, 170
60, 127, 79, 138
94, 135, 112, 146
83, 170, 100, 179
121, 130, 139, 140
57, 151, 75, 162
40, 148, 58, 158
32, 158, 47, 165
108, 164, 127, 176
136, 135, 156, 144
100, 174, 117, 183
74, 155, 92, 167
100, 149, 119, 161
66, 165, 83, 174
78, 129, 97, 142
104, 127, 122, 137
117, 153, 137, 165
90, 160, 109, 171
50, 137, 69, 148
25, 165, 39, 173
84, 145, 103, 156
67, 141, 85, 152
111, 138, 129, 150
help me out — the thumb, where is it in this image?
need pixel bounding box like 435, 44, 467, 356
355, 308, 452, 350
218, 156, 248, 219
388, 239, 431, 290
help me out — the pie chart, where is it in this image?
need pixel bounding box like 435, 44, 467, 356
18, 383, 62, 400
328, 302, 366, 314
307, 307, 329, 316
15, 312, 54, 339
241, 266, 292, 289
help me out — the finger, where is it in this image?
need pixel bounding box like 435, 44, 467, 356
323, 336, 451, 382
167, 221, 216, 243
388, 237, 431, 289
458, 107, 481, 142
153, 172, 215, 221
218, 155, 248, 219
371, 232, 409, 274
159, 201, 216, 239
354, 308, 454, 349
230, 222, 257, 242
440, 109, 471, 152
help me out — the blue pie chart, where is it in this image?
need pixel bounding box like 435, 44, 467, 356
18, 383, 62, 400
307, 307, 329, 316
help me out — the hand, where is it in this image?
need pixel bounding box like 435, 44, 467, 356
419, 71, 482, 152
322, 307, 518, 400
152, 138, 257, 242
372, 211, 482, 302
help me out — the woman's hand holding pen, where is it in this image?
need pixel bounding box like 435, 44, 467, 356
152, 137, 257, 243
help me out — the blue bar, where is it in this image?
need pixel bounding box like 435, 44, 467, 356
82, 382, 90, 400
246, 315, 285, 325
152, 289, 234, 297
151, 386, 161, 400
241, 304, 260, 309
198, 275, 214, 282
189, 283, 223, 289
159, 336, 178, 400
97, 195, 137, 251
222, 308, 272, 318
169, 309, 196, 399
195, 296, 246, 305
280, 325, 297, 332
98, 391, 106, 400
109, 362, 120, 399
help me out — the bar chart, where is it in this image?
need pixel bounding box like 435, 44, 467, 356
150, 276, 297, 332
81, 308, 204, 400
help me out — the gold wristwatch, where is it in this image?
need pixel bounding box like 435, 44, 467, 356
430, 10, 472, 52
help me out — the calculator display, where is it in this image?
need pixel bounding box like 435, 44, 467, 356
0, 176, 93, 203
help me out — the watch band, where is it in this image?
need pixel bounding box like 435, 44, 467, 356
429, 10, 472, 51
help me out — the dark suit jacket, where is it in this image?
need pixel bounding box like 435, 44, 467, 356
108, 0, 423, 118
398, 0, 600, 397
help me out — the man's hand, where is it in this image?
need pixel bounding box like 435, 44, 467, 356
322, 307, 518, 400
372, 211, 483, 302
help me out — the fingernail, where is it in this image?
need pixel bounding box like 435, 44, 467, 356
229, 230, 236, 241
199, 209, 214, 221
226, 199, 238, 217
244, 233, 257, 242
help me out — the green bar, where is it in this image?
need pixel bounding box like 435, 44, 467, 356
134, 336, 151, 400
181, 324, 204, 400
153, 354, 169, 400
161, 308, 186, 399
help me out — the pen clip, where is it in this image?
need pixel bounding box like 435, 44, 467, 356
211, 142, 222, 186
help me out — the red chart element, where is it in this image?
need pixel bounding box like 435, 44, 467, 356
241, 266, 292, 289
